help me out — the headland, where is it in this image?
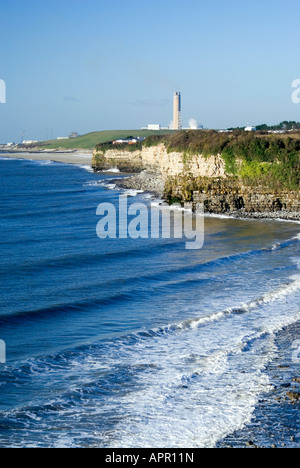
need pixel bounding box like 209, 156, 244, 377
92, 130, 300, 221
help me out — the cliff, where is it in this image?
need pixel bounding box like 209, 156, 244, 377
92, 143, 226, 178
92, 131, 300, 219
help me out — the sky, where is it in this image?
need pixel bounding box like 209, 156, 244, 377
1, 0, 300, 143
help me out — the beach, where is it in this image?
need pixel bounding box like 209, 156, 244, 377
0, 150, 93, 165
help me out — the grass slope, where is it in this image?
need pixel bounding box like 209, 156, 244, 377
39, 130, 175, 150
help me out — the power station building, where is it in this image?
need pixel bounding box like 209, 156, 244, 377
142, 92, 183, 131
173, 92, 182, 130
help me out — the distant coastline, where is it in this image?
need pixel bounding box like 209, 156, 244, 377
0, 150, 93, 165
2, 128, 300, 222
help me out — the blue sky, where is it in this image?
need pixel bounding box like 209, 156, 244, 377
1, 0, 300, 142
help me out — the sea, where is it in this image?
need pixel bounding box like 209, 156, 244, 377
0, 155, 299, 448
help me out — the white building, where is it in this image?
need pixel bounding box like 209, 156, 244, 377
147, 124, 161, 131
22, 140, 38, 145
245, 126, 257, 132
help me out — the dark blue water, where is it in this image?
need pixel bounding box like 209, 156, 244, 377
0, 156, 299, 447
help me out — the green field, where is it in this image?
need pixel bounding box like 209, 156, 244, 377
39, 130, 175, 150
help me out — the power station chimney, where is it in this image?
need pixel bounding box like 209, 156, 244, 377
173, 92, 182, 130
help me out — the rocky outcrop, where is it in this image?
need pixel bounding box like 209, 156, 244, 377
287, 392, 300, 402
92, 144, 300, 218
92, 144, 226, 179
92, 148, 145, 173
164, 175, 300, 218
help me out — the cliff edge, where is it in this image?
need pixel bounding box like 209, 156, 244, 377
92, 131, 300, 219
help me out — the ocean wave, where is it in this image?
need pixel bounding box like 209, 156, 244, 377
2, 231, 298, 284
100, 181, 144, 197
0, 156, 22, 161
101, 167, 120, 173
205, 212, 300, 224
106, 275, 300, 345
83, 180, 103, 188
1, 275, 299, 448
205, 212, 238, 220
34, 159, 54, 165
77, 164, 93, 173
120, 189, 145, 197
101, 182, 118, 190
2, 263, 298, 338
183, 276, 300, 331
0, 292, 136, 325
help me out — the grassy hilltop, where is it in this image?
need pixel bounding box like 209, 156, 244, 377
39, 129, 174, 150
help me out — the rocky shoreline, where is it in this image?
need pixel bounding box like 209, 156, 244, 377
111, 171, 300, 222
217, 322, 300, 449
111, 171, 165, 199
230, 210, 300, 222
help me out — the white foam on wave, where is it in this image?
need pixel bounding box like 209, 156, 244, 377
102, 167, 120, 173
102, 324, 275, 448
150, 199, 193, 213
172, 275, 300, 333
35, 159, 54, 165
77, 164, 93, 173
149, 198, 165, 208
254, 275, 300, 304
205, 212, 237, 220
0, 156, 21, 161
142, 193, 155, 200
4, 269, 299, 449
83, 181, 102, 188
206, 212, 300, 224
120, 189, 145, 197
101, 272, 300, 448
95, 178, 146, 195
269, 232, 300, 251
102, 182, 117, 191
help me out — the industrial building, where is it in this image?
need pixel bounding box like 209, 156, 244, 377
142, 92, 183, 131
173, 92, 182, 130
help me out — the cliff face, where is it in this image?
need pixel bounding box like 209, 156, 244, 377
164, 176, 300, 215
92, 144, 226, 179
92, 144, 300, 217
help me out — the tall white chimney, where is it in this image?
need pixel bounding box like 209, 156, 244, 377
173, 92, 182, 130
